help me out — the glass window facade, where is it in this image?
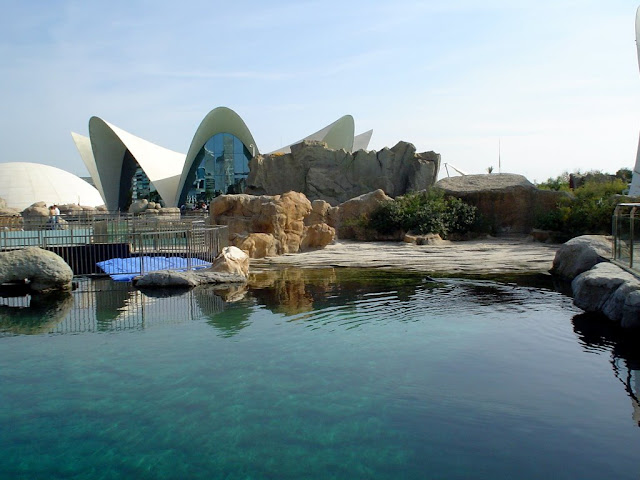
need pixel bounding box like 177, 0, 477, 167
182, 133, 251, 206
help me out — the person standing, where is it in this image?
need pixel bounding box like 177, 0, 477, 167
53, 205, 60, 230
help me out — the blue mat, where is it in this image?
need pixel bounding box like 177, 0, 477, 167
96, 256, 210, 281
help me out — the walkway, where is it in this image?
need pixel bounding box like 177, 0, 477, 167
251, 236, 560, 276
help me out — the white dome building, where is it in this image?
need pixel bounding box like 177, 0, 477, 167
0, 162, 104, 211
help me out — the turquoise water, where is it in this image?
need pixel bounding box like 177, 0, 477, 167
1, 269, 639, 479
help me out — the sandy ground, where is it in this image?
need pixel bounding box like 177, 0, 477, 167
250, 236, 560, 276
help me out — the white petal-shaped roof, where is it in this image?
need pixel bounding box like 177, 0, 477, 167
73, 107, 373, 209
353, 130, 373, 152
0, 162, 104, 211
269, 115, 355, 154
175, 107, 259, 207
71, 131, 105, 202
88, 117, 185, 210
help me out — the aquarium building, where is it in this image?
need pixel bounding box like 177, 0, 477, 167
72, 107, 372, 211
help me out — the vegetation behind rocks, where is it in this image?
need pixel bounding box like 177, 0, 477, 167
534, 170, 631, 241
366, 191, 482, 239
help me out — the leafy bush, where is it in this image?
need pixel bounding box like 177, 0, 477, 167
536, 171, 571, 191
534, 178, 628, 239
367, 191, 480, 239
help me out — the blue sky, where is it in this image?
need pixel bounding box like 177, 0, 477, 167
1, 0, 639, 183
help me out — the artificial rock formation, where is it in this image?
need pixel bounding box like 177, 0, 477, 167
436, 173, 569, 234
551, 235, 612, 280
128, 199, 180, 217
135, 246, 250, 288
335, 189, 401, 241
209, 246, 250, 277
550, 235, 640, 328
572, 262, 640, 328
0, 247, 73, 292
209, 191, 335, 258
246, 140, 440, 205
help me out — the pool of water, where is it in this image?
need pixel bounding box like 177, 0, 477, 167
1, 268, 639, 479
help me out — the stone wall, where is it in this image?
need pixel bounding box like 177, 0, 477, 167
246, 140, 440, 206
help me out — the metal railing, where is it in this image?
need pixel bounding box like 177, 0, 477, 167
0, 213, 228, 277
613, 203, 640, 272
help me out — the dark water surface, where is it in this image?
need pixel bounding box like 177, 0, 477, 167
1, 269, 639, 479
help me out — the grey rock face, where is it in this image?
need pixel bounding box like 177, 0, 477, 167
436, 173, 570, 234
572, 262, 640, 327
134, 270, 247, 288
551, 235, 611, 280
246, 140, 440, 205
0, 247, 73, 292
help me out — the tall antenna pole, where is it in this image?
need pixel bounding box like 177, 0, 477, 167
498, 138, 502, 174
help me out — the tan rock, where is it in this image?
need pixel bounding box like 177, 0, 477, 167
404, 233, 449, 245
209, 246, 250, 277
236, 233, 279, 258
301, 223, 336, 250
209, 191, 313, 257
21, 204, 50, 230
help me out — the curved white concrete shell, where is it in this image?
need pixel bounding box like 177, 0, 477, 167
353, 130, 374, 152
73, 106, 372, 210
175, 107, 259, 207
0, 162, 104, 211
269, 115, 355, 154
88, 117, 185, 210
71, 132, 105, 201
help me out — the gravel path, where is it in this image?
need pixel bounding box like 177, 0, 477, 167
251, 236, 560, 276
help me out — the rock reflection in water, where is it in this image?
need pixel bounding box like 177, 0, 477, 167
573, 313, 640, 426
247, 267, 433, 318
0, 292, 74, 335
195, 284, 250, 337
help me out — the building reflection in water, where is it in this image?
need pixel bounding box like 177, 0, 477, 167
572, 313, 640, 427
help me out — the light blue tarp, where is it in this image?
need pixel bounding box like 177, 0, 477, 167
96, 256, 210, 281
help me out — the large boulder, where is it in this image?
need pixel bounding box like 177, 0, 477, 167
572, 262, 640, 328
305, 199, 339, 228
336, 189, 400, 240
209, 191, 334, 257
129, 199, 149, 214
0, 247, 73, 292
436, 173, 570, 234
209, 246, 250, 277
246, 140, 440, 205
236, 233, 279, 258
21, 202, 50, 230
551, 235, 611, 280
301, 223, 336, 251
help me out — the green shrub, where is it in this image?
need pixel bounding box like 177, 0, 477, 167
534, 177, 628, 239
537, 171, 571, 191
367, 191, 480, 239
